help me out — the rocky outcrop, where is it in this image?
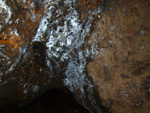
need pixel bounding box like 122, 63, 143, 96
87, 0, 150, 113
0, 0, 150, 113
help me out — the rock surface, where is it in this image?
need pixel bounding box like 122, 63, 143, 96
0, 0, 150, 113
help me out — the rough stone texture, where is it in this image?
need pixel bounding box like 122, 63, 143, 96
0, 0, 150, 113
87, 0, 150, 113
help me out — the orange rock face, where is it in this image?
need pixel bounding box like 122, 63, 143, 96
0, 0, 150, 113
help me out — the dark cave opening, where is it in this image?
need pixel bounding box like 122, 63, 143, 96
20, 89, 90, 113
1, 89, 90, 113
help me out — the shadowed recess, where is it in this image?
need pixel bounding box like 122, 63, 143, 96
0, 89, 91, 113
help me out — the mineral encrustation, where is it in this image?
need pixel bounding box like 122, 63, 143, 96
0, 0, 150, 113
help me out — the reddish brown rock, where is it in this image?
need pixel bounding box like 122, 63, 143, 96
0, 0, 150, 113
87, 0, 150, 113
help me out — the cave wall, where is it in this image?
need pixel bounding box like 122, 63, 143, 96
87, 0, 150, 112
0, 0, 150, 113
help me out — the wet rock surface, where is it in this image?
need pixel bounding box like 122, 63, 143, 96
0, 0, 150, 113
